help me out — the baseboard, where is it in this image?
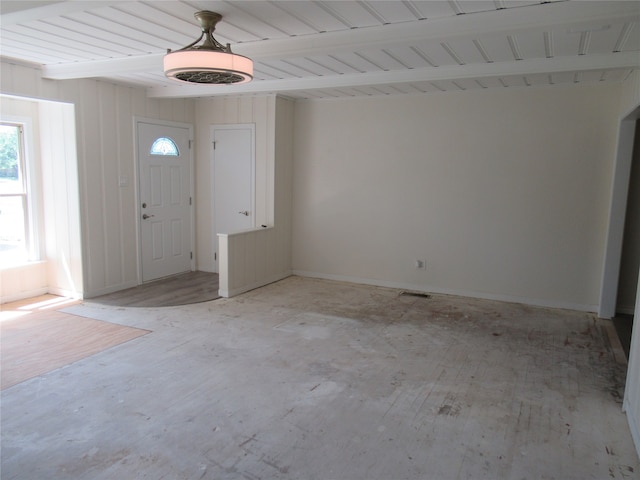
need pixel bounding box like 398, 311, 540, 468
616, 306, 637, 316
196, 265, 216, 274
83, 280, 138, 299
219, 271, 292, 298
623, 398, 640, 460
292, 270, 597, 313
1, 287, 49, 305
48, 286, 83, 300
603, 320, 628, 365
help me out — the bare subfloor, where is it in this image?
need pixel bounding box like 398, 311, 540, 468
1, 276, 638, 479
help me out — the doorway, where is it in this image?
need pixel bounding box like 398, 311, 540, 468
212, 124, 255, 272
600, 107, 640, 320
136, 120, 194, 282
614, 120, 640, 357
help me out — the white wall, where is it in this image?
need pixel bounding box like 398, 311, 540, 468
195, 96, 294, 293
194, 95, 277, 272
620, 70, 640, 114
292, 84, 621, 311
0, 61, 292, 298
1, 262, 48, 302
1, 59, 195, 297
218, 226, 290, 297
274, 96, 294, 269
39, 101, 83, 298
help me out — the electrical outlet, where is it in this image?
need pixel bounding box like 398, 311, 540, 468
415, 260, 426, 270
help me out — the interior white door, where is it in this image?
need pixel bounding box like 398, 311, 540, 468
213, 124, 255, 270
137, 121, 193, 282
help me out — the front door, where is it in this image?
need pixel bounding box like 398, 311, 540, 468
212, 124, 255, 271
137, 121, 193, 282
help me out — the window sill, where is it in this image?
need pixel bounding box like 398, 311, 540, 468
1, 259, 46, 272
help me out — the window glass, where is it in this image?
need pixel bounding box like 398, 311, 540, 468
0, 124, 23, 193
150, 137, 179, 156
0, 123, 30, 265
0, 196, 27, 257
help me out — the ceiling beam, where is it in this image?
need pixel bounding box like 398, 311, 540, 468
42, 54, 165, 80
234, 1, 640, 61
40, 1, 639, 81
146, 52, 640, 98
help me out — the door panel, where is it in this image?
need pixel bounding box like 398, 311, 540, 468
138, 122, 193, 282
213, 124, 255, 271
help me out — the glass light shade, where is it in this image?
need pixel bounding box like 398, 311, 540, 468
164, 50, 253, 85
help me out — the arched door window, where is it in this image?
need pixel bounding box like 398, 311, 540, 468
150, 137, 179, 156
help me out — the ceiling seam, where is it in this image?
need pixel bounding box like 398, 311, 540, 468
303, 57, 343, 75
316, 2, 354, 29
220, 0, 293, 38
440, 42, 465, 65
267, 1, 322, 33
400, 1, 425, 21
507, 35, 523, 61
327, 54, 365, 74
473, 39, 493, 64
543, 31, 554, 58
614, 23, 635, 52
381, 49, 412, 69
357, 1, 388, 26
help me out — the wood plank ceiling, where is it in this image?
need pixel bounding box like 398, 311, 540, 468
1, 0, 638, 99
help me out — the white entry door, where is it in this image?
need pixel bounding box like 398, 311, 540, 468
137, 121, 193, 282
213, 124, 255, 271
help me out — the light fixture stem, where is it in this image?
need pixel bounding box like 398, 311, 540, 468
202, 29, 227, 52
170, 11, 229, 53
173, 32, 204, 52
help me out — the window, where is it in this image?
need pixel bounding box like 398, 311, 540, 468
0, 123, 35, 265
150, 137, 179, 156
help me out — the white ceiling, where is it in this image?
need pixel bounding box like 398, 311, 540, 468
0, 0, 638, 99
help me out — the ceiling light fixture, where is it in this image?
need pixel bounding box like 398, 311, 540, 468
164, 11, 253, 85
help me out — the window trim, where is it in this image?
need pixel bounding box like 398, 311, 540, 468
0, 116, 40, 266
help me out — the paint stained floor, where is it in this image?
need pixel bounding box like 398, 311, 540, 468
1, 276, 637, 479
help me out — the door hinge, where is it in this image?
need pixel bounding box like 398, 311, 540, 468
215, 252, 217, 261
189, 139, 192, 149
190, 252, 193, 260
189, 197, 192, 206
213, 141, 216, 150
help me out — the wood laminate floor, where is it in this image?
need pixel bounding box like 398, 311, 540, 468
87, 271, 219, 307
0, 295, 148, 390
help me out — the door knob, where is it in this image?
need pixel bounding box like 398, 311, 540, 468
238, 211, 249, 216
142, 213, 155, 220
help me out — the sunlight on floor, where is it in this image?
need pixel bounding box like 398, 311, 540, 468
0, 295, 79, 322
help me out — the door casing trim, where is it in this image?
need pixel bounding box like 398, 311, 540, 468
211, 123, 256, 273
133, 117, 195, 284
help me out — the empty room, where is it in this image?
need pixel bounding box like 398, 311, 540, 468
1, 1, 640, 479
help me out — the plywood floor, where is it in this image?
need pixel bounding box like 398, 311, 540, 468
1, 277, 637, 479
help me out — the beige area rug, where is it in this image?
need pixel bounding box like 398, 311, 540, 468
1, 295, 149, 390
